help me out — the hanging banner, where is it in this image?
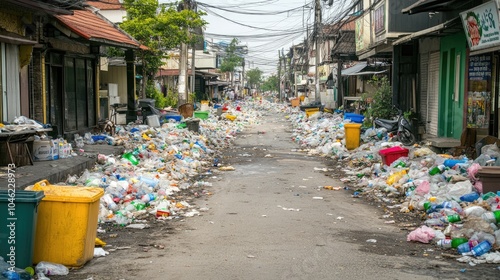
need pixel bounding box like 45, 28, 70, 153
461, 1, 500, 51
467, 54, 492, 128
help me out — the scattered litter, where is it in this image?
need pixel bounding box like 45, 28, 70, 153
94, 248, 109, 257
219, 166, 235, 171
126, 224, 150, 229
314, 167, 328, 172
247, 255, 256, 258
324, 186, 342, 190
312, 196, 324, 200
337, 216, 344, 220
366, 239, 377, 243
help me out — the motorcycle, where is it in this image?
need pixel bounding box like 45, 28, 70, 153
374, 106, 416, 146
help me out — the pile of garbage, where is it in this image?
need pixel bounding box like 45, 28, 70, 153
61, 100, 268, 226
286, 108, 500, 265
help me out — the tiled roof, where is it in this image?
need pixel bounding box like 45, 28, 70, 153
86, 0, 123, 10
54, 9, 140, 49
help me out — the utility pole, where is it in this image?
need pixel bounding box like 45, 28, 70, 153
314, 0, 321, 102
178, 0, 196, 105
242, 60, 245, 96
282, 48, 287, 103
191, 45, 195, 98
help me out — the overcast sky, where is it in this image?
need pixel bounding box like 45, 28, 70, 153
162, 0, 348, 76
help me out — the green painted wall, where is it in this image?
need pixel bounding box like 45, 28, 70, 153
439, 32, 466, 138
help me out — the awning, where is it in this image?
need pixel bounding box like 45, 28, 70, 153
393, 17, 461, 45
341, 62, 388, 76
341, 62, 367, 76
54, 10, 141, 49
208, 81, 230, 86
402, 0, 465, 15
357, 40, 393, 60
0, 30, 37, 45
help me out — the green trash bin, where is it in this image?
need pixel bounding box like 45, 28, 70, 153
0, 190, 45, 269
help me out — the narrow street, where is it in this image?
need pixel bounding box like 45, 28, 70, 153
57, 109, 498, 280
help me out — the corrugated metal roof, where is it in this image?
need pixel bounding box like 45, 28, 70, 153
86, 0, 123, 10
341, 62, 367, 76
54, 9, 140, 49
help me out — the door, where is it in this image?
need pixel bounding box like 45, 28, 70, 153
1, 43, 21, 122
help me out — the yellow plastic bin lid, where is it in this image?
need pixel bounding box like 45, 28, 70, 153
344, 123, 362, 128
32, 180, 104, 203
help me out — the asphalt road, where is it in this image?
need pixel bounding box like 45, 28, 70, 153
59, 110, 499, 280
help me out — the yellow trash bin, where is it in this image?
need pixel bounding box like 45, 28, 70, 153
344, 123, 362, 150
31, 180, 104, 267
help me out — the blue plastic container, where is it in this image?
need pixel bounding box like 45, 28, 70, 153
165, 115, 182, 122
472, 241, 492, 256
91, 135, 107, 142
443, 159, 467, 168
460, 192, 480, 202
344, 113, 364, 124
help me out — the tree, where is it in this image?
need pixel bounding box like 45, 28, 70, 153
262, 74, 279, 93
120, 0, 206, 97
246, 68, 263, 89
220, 38, 244, 86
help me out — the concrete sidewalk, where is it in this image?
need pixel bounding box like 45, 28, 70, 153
0, 144, 124, 190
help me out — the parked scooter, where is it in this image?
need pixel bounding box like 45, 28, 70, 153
374, 106, 416, 146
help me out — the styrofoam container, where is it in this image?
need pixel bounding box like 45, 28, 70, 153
147, 115, 160, 127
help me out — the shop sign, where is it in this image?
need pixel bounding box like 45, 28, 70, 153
461, 1, 500, 51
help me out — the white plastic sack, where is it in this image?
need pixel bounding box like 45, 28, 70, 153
445, 181, 473, 201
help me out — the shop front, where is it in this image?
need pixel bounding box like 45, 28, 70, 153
461, 1, 500, 139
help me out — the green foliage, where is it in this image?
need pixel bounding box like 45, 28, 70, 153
188, 92, 196, 103
262, 74, 279, 92
164, 90, 179, 108
220, 38, 244, 73
246, 68, 263, 89
120, 0, 207, 82
364, 76, 393, 124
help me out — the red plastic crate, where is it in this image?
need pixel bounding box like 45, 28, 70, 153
379, 146, 409, 166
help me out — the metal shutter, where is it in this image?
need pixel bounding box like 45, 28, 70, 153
427, 52, 440, 136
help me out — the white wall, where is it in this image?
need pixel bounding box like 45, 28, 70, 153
100, 10, 127, 24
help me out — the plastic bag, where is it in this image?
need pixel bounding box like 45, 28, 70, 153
407, 225, 436, 243
415, 181, 430, 196
445, 181, 473, 201
386, 169, 407, 185
35, 261, 69, 276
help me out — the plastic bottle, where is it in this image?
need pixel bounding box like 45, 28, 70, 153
436, 239, 452, 248
424, 218, 444, 226
471, 240, 492, 256
451, 237, 469, 248
443, 159, 467, 168
481, 210, 500, 224
429, 165, 446, 175
138, 176, 158, 187
445, 214, 461, 223
457, 242, 471, 254
482, 192, 497, 201
122, 152, 139, 165
141, 193, 156, 203
460, 192, 480, 202
426, 201, 455, 214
